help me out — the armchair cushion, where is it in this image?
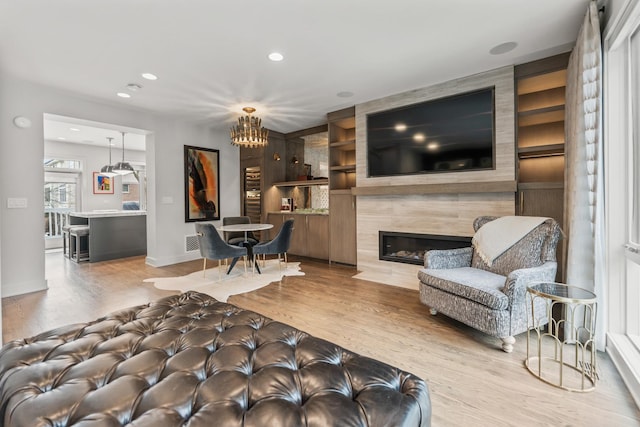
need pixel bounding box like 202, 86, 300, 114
418, 267, 508, 310
424, 247, 473, 269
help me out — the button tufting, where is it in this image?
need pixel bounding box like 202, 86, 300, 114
0, 291, 430, 426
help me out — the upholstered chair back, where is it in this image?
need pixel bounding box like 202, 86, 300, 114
471, 216, 562, 278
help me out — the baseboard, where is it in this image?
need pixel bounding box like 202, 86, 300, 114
145, 252, 200, 267
607, 333, 640, 409
2, 278, 48, 298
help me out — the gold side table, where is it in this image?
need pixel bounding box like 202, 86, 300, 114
525, 282, 597, 392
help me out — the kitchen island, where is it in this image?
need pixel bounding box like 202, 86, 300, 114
69, 210, 146, 262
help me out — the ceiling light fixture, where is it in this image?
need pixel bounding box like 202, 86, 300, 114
141, 73, 158, 80
489, 41, 518, 55
70, 127, 80, 132
117, 92, 131, 98
230, 107, 269, 148
268, 52, 284, 61
100, 137, 117, 176
113, 131, 134, 175
126, 83, 143, 91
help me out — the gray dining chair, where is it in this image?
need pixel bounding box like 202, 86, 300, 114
251, 219, 295, 272
222, 216, 259, 246
195, 223, 248, 280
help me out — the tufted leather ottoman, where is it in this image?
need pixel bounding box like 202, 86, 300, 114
0, 291, 431, 426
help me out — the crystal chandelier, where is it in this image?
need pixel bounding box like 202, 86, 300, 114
230, 107, 269, 148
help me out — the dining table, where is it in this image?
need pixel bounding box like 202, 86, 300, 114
216, 223, 273, 274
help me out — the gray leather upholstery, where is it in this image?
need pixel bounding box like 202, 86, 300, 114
0, 291, 431, 426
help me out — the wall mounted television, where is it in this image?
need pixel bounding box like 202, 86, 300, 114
366, 87, 495, 177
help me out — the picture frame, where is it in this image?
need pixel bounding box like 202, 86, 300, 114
184, 145, 220, 222
93, 172, 114, 194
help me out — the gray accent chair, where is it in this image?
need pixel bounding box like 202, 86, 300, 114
418, 216, 562, 353
252, 219, 295, 272
195, 223, 248, 280
223, 216, 259, 246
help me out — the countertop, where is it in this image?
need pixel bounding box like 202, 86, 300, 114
269, 210, 329, 216
70, 210, 147, 218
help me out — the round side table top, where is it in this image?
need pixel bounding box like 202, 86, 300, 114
527, 281, 597, 304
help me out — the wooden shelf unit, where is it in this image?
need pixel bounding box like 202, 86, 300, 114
515, 52, 570, 281
328, 108, 356, 191
328, 107, 357, 265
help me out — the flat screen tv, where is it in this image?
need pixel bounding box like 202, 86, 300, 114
367, 87, 495, 177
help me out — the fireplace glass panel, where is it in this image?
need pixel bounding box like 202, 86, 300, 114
379, 231, 472, 265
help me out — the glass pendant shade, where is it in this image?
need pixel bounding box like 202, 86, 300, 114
100, 137, 118, 176
113, 131, 134, 175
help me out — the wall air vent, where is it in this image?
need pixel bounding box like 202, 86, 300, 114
185, 234, 200, 252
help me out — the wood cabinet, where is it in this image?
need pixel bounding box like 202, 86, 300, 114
267, 213, 329, 260
328, 107, 357, 265
239, 131, 286, 225
329, 192, 357, 265
515, 52, 570, 280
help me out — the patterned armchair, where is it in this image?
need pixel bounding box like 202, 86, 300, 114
418, 216, 562, 352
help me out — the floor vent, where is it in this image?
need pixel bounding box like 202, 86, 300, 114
185, 234, 200, 252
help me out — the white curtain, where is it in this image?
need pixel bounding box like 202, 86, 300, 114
564, 1, 605, 351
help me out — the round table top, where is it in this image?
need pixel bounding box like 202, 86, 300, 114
217, 223, 273, 232
527, 282, 597, 303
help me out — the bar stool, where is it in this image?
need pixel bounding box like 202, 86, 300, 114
70, 226, 90, 262
62, 224, 80, 258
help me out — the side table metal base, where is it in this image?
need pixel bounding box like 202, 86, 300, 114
526, 282, 598, 392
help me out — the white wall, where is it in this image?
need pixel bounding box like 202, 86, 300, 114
0, 72, 240, 298
45, 139, 146, 211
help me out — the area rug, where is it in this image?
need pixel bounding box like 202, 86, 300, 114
143, 259, 304, 302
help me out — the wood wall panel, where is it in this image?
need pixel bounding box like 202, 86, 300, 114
355, 66, 515, 188
355, 193, 515, 289
351, 66, 517, 289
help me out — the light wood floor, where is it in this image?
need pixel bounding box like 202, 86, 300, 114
3, 252, 640, 426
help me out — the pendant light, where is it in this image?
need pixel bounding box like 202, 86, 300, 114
230, 107, 269, 148
113, 131, 134, 175
100, 137, 117, 176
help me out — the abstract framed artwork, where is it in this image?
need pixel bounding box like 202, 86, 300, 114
184, 145, 220, 222
93, 172, 114, 194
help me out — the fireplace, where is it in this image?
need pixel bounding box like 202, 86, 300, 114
379, 231, 472, 265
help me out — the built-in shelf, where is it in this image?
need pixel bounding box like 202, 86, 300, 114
329, 139, 356, 150
273, 179, 329, 187
518, 143, 565, 157
518, 104, 565, 118
518, 181, 564, 190
330, 165, 356, 172
351, 181, 517, 196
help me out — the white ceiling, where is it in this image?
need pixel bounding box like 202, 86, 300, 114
1, 1, 589, 134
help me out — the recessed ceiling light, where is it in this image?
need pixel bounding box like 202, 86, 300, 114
268, 52, 284, 62
413, 133, 426, 143
337, 91, 354, 98
126, 83, 143, 91
395, 123, 407, 132
427, 142, 439, 151
141, 73, 158, 80
117, 92, 131, 98
57, 137, 66, 140
489, 41, 518, 55
69, 127, 80, 132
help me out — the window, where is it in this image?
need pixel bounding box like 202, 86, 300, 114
604, 0, 640, 406
122, 183, 130, 193
43, 159, 80, 169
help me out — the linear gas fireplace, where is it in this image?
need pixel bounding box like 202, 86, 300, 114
379, 231, 472, 265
